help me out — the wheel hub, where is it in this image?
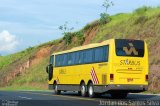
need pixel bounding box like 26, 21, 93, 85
81, 85, 85, 94
89, 86, 93, 95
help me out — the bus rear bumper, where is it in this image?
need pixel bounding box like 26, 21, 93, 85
94, 84, 148, 93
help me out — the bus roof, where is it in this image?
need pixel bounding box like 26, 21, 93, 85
52, 39, 114, 55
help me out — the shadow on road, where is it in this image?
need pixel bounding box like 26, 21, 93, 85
57, 91, 158, 100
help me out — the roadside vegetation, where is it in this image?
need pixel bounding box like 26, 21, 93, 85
0, 47, 35, 70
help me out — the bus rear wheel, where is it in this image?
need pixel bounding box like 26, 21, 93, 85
88, 83, 96, 98
54, 83, 61, 95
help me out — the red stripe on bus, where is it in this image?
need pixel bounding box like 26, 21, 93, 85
91, 71, 96, 84
90, 67, 99, 84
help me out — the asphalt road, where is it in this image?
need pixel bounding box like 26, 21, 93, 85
0, 91, 160, 106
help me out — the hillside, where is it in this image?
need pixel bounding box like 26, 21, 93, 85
0, 6, 160, 92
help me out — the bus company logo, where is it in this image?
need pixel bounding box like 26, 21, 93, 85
90, 67, 99, 84
123, 43, 138, 55
120, 59, 141, 66
125, 59, 129, 65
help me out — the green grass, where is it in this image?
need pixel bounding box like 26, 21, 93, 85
91, 7, 160, 45
0, 85, 47, 91
7, 57, 49, 88
0, 57, 49, 90
0, 47, 36, 70
0, 47, 39, 86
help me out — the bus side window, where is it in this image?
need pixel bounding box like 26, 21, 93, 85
75, 51, 79, 65
50, 55, 54, 65
63, 54, 68, 66
79, 51, 83, 64
68, 53, 71, 65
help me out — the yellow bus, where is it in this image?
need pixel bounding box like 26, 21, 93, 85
46, 39, 148, 98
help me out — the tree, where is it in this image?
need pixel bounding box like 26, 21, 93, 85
100, 0, 114, 24
59, 21, 74, 34
59, 22, 74, 45
102, 0, 114, 13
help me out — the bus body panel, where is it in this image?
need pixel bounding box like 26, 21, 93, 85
51, 62, 110, 85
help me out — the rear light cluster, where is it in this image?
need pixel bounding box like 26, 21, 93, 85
110, 74, 114, 82
145, 75, 148, 81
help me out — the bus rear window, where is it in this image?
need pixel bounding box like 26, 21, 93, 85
115, 39, 144, 57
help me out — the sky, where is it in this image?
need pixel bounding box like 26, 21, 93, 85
0, 0, 160, 55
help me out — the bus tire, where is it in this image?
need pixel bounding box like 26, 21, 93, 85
110, 92, 128, 99
54, 83, 61, 95
88, 82, 96, 98
80, 83, 87, 97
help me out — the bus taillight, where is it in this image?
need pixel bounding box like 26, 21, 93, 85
110, 74, 114, 82
145, 75, 148, 81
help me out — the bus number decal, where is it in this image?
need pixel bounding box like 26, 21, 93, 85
90, 67, 99, 84
127, 78, 133, 82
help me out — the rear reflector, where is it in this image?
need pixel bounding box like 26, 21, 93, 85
110, 74, 114, 81
145, 75, 148, 81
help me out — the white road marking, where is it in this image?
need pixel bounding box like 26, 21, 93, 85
18, 96, 32, 100
20, 92, 99, 101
